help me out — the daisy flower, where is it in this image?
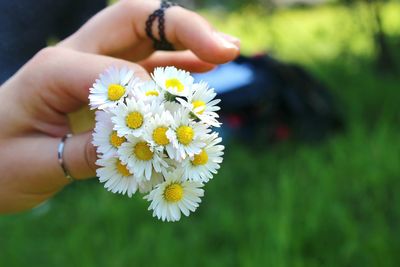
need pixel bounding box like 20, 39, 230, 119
152, 66, 194, 98
96, 156, 138, 197
89, 66, 225, 222
178, 81, 221, 127
144, 110, 176, 155
89, 66, 135, 110
131, 80, 164, 104
118, 136, 169, 181
111, 98, 154, 138
144, 168, 204, 222
92, 111, 126, 158
182, 133, 224, 183
166, 108, 210, 161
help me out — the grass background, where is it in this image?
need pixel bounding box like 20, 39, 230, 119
1, 3, 400, 266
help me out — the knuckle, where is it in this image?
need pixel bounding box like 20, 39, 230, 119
185, 9, 212, 30
117, 0, 160, 21
117, 0, 142, 12
31, 46, 61, 65
27, 47, 68, 74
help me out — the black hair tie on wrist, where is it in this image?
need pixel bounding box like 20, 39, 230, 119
145, 1, 179, 51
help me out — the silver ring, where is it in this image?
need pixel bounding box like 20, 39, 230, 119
58, 134, 75, 182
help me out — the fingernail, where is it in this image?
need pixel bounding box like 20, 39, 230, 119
214, 32, 241, 50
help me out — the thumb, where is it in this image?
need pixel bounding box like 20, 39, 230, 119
63, 131, 97, 180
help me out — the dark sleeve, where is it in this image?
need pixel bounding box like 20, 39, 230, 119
54, 0, 107, 40
0, 0, 107, 84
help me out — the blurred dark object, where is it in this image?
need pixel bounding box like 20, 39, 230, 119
0, 0, 106, 84
194, 54, 344, 143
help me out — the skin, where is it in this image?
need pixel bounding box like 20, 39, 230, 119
0, 0, 240, 213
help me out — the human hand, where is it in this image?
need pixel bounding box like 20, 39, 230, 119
59, 0, 240, 72
0, 0, 239, 213
0, 48, 156, 213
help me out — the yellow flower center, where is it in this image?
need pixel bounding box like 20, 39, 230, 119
126, 111, 143, 129
152, 127, 170, 146
164, 183, 183, 202
134, 142, 153, 161
145, 90, 159, 97
116, 160, 131, 177
165, 78, 184, 92
191, 149, 209, 166
109, 131, 126, 148
108, 84, 125, 101
176, 126, 194, 145
192, 100, 206, 115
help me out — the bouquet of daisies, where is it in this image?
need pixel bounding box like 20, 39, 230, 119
89, 66, 224, 222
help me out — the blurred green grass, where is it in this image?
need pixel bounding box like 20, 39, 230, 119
1, 3, 400, 267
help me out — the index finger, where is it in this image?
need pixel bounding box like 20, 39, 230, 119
60, 0, 240, 64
